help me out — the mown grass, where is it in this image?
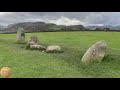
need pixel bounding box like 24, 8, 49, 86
0, 31, 120, 78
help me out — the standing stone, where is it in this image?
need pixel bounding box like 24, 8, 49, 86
81, 40, 107, 65
25, 35, 40, 50
16, 27, 25, 43
27, 36, 39, 45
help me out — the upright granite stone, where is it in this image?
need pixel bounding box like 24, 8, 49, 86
27, 36, 39, 45
16, 27, 25, 43
81, 40, 107, 65
25, 35, 44, 50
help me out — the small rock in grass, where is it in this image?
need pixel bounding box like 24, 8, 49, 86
46, 45, 64, 53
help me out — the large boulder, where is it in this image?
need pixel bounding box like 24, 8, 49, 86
16, 27, 25, 43
46, 45, 64, 53
81, 40, 107, 65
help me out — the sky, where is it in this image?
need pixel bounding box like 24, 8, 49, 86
0, 12, 120, 26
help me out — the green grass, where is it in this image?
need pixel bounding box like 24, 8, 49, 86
0, 31, 120, 78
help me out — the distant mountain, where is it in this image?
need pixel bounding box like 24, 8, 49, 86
1, 22, 120, 34
0, 22, 86, 33
112, 26, 120, 30
65, 25, 86, 30
86, 25, 114, 30
86, 25, 120, 30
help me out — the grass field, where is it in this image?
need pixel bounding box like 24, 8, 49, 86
0, 31, 120, 78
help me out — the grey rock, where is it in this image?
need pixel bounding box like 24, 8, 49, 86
27, 36, 39, 45
81, 40, 107, 65
25, 35, 46, 50
30, 45, 46, 50
16, 27, 25, 43
46, 45, 61, 51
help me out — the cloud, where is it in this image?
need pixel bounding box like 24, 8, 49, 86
0, 12, 120, 26
86, 24, 104, 26
47, 16, 88, 26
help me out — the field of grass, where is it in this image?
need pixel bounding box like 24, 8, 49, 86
0, 31, 120, 78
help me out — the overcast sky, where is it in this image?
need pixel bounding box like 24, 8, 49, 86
0, 12, 120, 26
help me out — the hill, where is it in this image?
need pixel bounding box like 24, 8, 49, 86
0, 22, 86, 33
86, 25, 120, 30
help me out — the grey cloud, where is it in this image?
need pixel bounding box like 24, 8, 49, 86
0, 12, 120, 26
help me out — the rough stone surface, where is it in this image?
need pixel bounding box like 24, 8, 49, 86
16, 27, 25, 43
46, 45, 61, 51
81, 40, 107, 65
30, 45, 46, 50
27, 36, 39, 45
25, 36, 46, 50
